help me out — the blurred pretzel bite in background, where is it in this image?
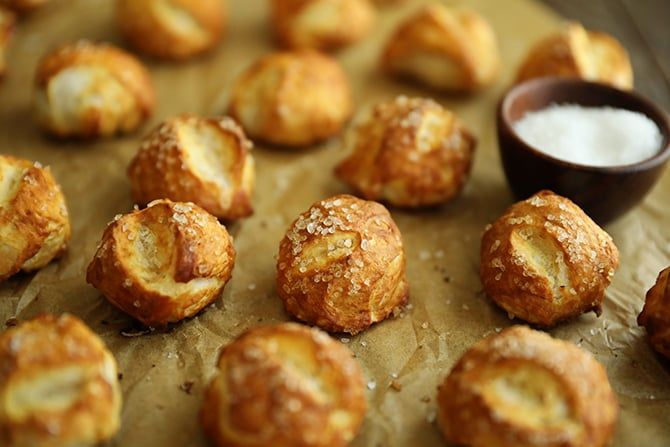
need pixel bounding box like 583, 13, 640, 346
201, 322, 366, 447
638, 266, 670, 359
276, 194, 408, 334
33, 40, 155, 139
86, 199, 235, 327
1, 0, 49, 14
128, 115, 255, 221
381, 4, 501, 93
437, 326, 618, 447
0, 314, 122, 447
480, 190, 619, 327
0, 155, 70, 281
0, 6, 14, 78
335, 96, 476, 208
271, 0, 375, 51
228, 50, 353, 147
515, 22, 633, 90
372, 0, 406, 5
117, 0, 226, 60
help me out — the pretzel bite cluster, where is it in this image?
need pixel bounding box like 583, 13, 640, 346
271, 0, 375, 51
638, 266, 670, 358
516, 22, 633, 90
0, 314, 122, 447
480, 191, 619, 326
33, 41, 155, 138
0, 155, 70, 281
228, 50, 353, 147
276, 194, 408, 334
128, 115, 255, 221
86, 199, 235, 327
335, 96, 476, 207
117, 0, 226, 60
0, 7, 14, 78
437, 326, 618, 447
382, 4, 501, 92
201, 322, 366, 447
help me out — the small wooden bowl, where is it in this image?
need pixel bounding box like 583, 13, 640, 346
497, 77, 670, 224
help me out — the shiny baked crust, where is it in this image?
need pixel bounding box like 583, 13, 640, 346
200, 322, 367, 447
86, 199, 235, 327
480, 191, 619, 326
381, 4, 501, 92
0, 155, 70, 281
128, 115, 255, 221
515, 22, 633, 90
1, 0, 49, 14
117, 0, 226, 60
437, 325, 618, 447
638, 266, 670, 358
276, 194, 408, 334
228, 50, 353, 147
335, 96, 476, 207
0, 314, 122, 447
34, 40, 155, 138
271, 0, 375, 51
0, 7, 14, 78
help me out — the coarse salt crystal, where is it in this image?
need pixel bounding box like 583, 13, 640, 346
513, 104, 662, 167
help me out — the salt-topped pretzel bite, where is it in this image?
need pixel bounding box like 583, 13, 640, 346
276, 194, 408, 334
381, 4, 501, 92
201, 322, 367, 447
437, 326, 618, 447
0, 314, 122, 447
0, 155, 70, 281
480, 190, 619, 326
638, 266, 670, 358
128, 115, 255, 221
335, 96, 476, 207
228, 50, 353, 147
86, 199, 235, 327
117, 0, 226, 60
271, 0, 375, 51
34, 40, 155, 138
516, 22, 633, 90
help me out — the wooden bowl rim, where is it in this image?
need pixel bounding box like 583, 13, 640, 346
498, 77, 670, 175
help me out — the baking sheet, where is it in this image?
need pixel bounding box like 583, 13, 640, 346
1, 0, 669, 446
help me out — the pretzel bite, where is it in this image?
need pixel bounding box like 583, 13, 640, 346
33, 40, 155, 139
1, 0, 49, 14
228, 50, 353, 147
437, 326, 618, 447
0, 155, 70, 281
0, 7, 14, 79
117, 0, 226, 60
516, 22, 633, 90
86, 199, 235, 327
276, 194, 408, 334
201, 322, 366, 447
128, 115, 254, 221
271, 0, 375, 51
0, 314, 122, 447
381, 4, 501, 92
638, 266, 670, 358
335, 96, 476, 207
480, 190, 619, 327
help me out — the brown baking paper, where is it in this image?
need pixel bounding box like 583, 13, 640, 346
1, 0, 669, 446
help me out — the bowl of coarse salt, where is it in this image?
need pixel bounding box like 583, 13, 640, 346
497, 77, 670, 224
